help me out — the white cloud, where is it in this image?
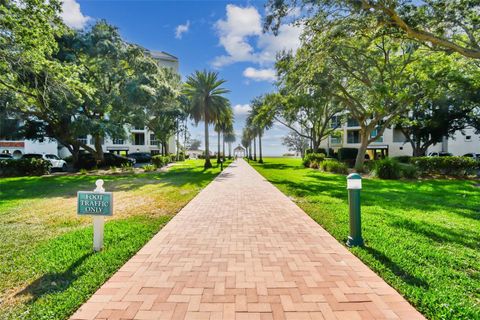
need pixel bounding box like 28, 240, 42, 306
256, 24, 303, 63
60, 0, 90, 29
233, 104, 251, 116
243, 67, 276, 82
212, 4, 303, 68
175, 20, 190, 39
212, 5, 261, 67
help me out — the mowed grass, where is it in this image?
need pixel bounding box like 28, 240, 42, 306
251, 158, 479, 320
0, 159, 229, 320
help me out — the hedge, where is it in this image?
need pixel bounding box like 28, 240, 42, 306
302, 153, 325, 168
392, 156, 412, 164
410, 156, 479, 176
320, 159, 348, 174
0, 158, 52, 177
151, 155, 171, 168
373, 158, 401, 179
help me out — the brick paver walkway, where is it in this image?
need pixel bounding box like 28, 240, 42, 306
72, 159, 424, 320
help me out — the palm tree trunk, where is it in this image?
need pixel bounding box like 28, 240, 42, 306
253, 136, 257, 161
204, 120, 212, 169
217, 130, 221, 163
249, 141, 253, 160
228, 142, 232, 159
222, 133, 226, 161
258, 133, 263, 163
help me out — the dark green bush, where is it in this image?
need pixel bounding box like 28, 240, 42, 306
392, 156, 412, 164
0, 158, 52, 177
411, 156, 479, 176
316, 148, 335, 156
338, 148, 358, 161
302, 153, 325, 167
169, 154, 176, 163
151, 155, 170, 168
399, 163, 418, 179
374, 158, 401, 179
320, 159, 348, 174
63, 155, 74, 163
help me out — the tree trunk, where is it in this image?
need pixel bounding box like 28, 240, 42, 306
204, 120, 212, 169
222, 133, 226, 162
164, 141, 169, 156
354, 131, 370, 171
228, 142, 232, 159
249, 142, 253, 160
176, 119, 180, 161
94, 135, 104, 164
258, 133, 263, 163
217, 130, 221, 163
253, 136, 257, 161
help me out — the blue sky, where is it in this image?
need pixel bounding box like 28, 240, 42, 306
64, 0, 303, 155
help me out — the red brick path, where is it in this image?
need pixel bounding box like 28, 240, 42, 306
71, 159, 424, 320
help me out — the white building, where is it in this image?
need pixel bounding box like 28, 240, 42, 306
1, 50, 179, 159
319, 116, 480, 158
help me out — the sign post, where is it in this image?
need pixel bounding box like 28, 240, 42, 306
77, 179, 113, 252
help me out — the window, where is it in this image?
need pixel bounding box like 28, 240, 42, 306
112, 138, 124, 145
347, 130, 360, 144
465, 135, 472, 142
330, 136, 342, 144
77, 136, 87, 144
347, 117, 359, 127
133, 133, 145, 145
331, 116, 342, 128
150, 134, 159, 146
370, 128, 383, 142
133, 125, 144, 130
45, 154, 59, 160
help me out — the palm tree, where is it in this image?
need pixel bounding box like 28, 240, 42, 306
242, 128, 252, 159
247, 96, 274, 164
183, 70, 230, 169
224, 130, 236, 159
214, 106, 233, 163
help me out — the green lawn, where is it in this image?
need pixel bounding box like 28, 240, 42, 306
251, 158, 479, 320
0, 159, 228, 320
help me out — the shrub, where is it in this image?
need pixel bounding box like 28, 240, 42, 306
302, 153, 326, 167
364, 160, 377, 172
316, 148, 335, 156
63, 155, 74, 163
411, 156, 479, 176
392, 156, 412, 164
169, 154, 176, 163
79, 168, 88, 175
310, 161, 320, 169
143, 164, 156, 172
374, 158, 401, 179
0, 158, 52, 177
320, 159, 348, 174
338, 148, 358, 161
399, 163, 418, 179
120, 162, 134, 172
152, 155, 170, 168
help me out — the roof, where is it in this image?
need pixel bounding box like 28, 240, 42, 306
234, 145, 246, 151
149, 50, 179, 62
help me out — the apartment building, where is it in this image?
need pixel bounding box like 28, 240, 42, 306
0, 50, 179, 159
319, 116, 480, 158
